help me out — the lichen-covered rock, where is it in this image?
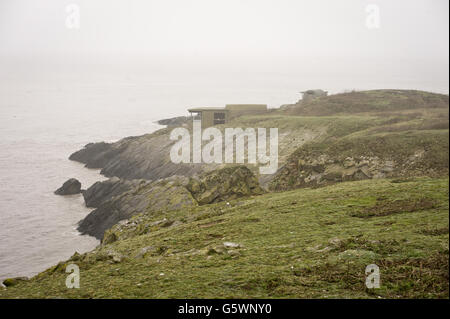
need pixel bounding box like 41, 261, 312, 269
187, 166, 265, 205
80, 167, 265, 241
54, 178, 82, 195
269, 131, 449, 191
78, 176, 196, 240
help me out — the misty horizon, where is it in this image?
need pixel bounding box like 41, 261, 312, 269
0, 0, 448, 98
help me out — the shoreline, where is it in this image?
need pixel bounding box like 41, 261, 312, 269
2, 89, 448, 298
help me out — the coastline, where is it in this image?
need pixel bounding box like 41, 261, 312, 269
2, 89, 448, 298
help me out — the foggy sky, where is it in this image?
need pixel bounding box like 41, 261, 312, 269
0, 0, 448, 92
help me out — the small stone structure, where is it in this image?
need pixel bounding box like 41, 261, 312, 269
188, 104, 267, 128
300, 89, 328, 103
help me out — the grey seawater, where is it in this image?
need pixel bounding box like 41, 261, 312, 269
0, 83, 166, 281
0, 74, 302, 281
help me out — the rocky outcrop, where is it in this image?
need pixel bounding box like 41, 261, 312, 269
77, 166, 265, 240
69, 142, 119, 169
77, 176, 196, 240
83, 177, 145, 208
69, 90, 448, 185
187, 166, 265, 204
69, 90, 448, 238
54, 178, 82, 195
269, 131, 449, 191
69, 128, 210, 180
101, 166, 266, 245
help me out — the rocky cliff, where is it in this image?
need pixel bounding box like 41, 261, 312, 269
269, 130, 449, 191
157, 116, 190, 127
78, 166, 265, 240
69, 128, 209, 180
78, 176, 195, 240
70, 89, 448, 238
2, 89, 449, 299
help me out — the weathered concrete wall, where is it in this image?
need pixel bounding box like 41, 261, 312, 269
225, 104, 267, 119
201, 110, 229, 128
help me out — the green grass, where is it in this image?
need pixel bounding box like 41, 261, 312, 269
288, 90, 449, 116
3, 89, 448, 298
2, 177, 448, 299
213, 92, 448, 183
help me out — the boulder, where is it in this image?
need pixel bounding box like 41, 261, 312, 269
54, 178, 82, 195
187, 166, 265, 205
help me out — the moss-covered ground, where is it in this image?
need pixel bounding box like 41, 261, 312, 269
1, 177, 448, 298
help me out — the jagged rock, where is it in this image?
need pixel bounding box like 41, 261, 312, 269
81, 167, 265, 241
69, 129, 209, 180
322, 171, 342, 182
78, 176, 196, 240
342, 168, 370, 182
54, 178, 82, 195
187, 166, 265, 205
343, 158, 356, 168
83, 177, 148, 208
269, 133, 448, 191
69, 142, 117, 169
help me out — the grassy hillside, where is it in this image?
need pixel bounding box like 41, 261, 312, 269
287, 90, 449, 116
2, 89, 447, 299
2, 177, 448, 298
67, 90, 448, 188
267, 90, 449, 190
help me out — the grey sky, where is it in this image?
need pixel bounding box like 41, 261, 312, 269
0, 0, 448, 92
